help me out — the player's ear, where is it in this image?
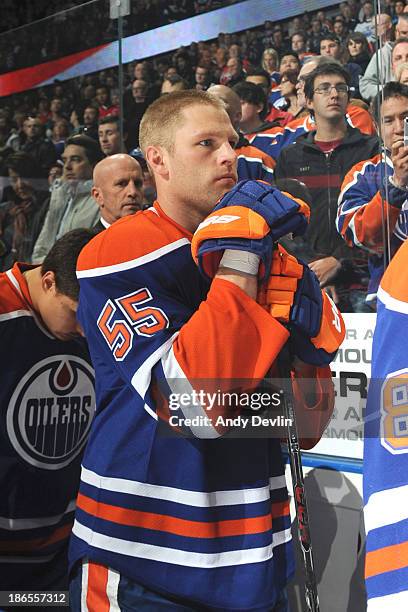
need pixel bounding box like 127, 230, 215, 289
145, 145, 169, 178
41, 270, 57, 295
92, 186, 103, 207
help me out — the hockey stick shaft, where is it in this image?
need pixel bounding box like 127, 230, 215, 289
279, 347, 320, 612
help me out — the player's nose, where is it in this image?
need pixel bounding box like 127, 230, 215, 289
219, 141, 236, 165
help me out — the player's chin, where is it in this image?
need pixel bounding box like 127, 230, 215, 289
216, 175, 237, 185
214, 178, 236, 197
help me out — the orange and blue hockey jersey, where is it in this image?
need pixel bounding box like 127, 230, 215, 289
235, 133, 275, 183
364, 240, 408, 610
337, 153, 408, 301
70, 199, 340, 610
249, 104, 376, 161
70, 202, 294, 610
0, 263, 94, 589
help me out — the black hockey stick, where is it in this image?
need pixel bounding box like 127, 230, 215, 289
279, 345, 320, 612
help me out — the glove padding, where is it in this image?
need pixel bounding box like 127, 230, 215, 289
191, 180, 310, 281
258, 246, 345, 365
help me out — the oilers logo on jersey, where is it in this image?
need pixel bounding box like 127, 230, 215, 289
6, 355, 95, 470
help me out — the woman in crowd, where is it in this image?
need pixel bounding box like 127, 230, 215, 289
278, 69, 300, 119
345, 31, 372, 74
0, 152, 49, 271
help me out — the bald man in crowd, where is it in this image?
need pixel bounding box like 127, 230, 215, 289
207, 84, 275, 182
91, 154, 144, 231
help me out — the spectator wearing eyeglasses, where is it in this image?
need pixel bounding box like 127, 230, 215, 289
248, 57, 376, 164
274, 62, 378, 312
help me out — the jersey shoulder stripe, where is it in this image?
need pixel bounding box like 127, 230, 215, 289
288, 115, 313, 133
236, 144, 276, 169
380, 239, 408, 304
77, 205, 192, 275
338, 154, 383, 204
343, 153, 382, 181
0, 267, 30, 316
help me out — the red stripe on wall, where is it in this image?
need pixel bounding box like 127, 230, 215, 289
0, 44, 108, 97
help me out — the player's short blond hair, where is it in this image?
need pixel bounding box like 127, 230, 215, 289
139, 90, 227, 156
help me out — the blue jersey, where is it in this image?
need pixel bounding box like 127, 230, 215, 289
337, 153, 408, 301
0, 263, 94, 589
236, 138, 275, 183
69, 202, 295, 610
364, 241, 408, 610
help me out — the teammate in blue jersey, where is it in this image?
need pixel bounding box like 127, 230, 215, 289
364, 239, 408, 610
337, 82, 408, 305
69, 90, 344, 611
0, 229, 95, 596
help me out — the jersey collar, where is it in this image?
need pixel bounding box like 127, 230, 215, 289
153, 201, 193, 240
7, 262, 37, 310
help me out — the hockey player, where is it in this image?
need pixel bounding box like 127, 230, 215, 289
69, 90, 344, 611
337, 82, 408, 305
0, 229, 95, 592
364, 237, 408, 610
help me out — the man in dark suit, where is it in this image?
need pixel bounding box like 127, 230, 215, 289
91, 154, 144, 231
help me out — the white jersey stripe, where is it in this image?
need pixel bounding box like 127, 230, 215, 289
130, 331, 180, 421
262, 164, 275, 175
77, 238, 190, 278
106, 568, 121, 612
377, 286, 408, 314
161, 345, 220, 439
336, 159, 377, 208
81, 560, 89, 612
364, 483, 408, 534
6, 268, 23, 293
0, 309, 33, 322
73, 521, 291, 568
348, 216, 367, 250
5, 269, 54, 338
80, 466, 275, 506
0, 499, 76, 530
367, 590, 408, 611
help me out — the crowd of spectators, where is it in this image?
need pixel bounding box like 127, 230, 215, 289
1, 0, 408, 314
0, 0, 243, 73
